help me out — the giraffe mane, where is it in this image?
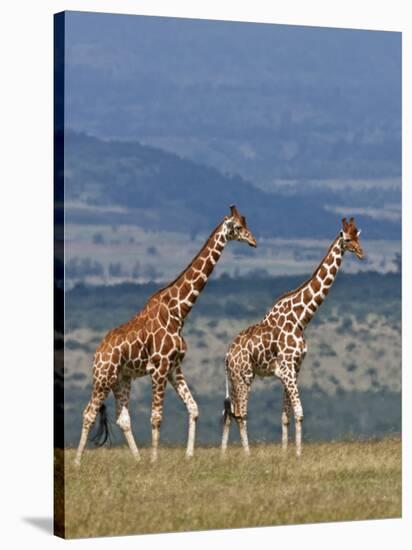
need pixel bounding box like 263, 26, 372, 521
273, 235, 340, 303
145, 220, 224, 302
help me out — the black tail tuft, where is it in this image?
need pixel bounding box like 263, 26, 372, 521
222, 397, 232, 424
91, 404, 110, 447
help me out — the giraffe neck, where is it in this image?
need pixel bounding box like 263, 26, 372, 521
163, 221, 228, 321
269, 235, 344, 330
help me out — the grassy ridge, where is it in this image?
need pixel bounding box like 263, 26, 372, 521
61, 438, 401, 538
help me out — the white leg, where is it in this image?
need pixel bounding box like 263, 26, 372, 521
74, 426, 89, 467
294, 403, 304, 458
186, 413, 197, 459
281, 413, 289, 452
221, 415, 231, 455
150, 371, 168, 463
151, 426, 160, 463
281, 389, 292, 452
237, 418, 250, 455
114, 380, 141, 462
277, 358, 303, 457
168, 366, 199, 459
74, 394, 107, 467
116, 405, 140, 462
295, 418, 302, 457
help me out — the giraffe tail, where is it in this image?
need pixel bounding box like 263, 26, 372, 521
222, 365, 232, 423
91, 404, 110, 447
222, 397, 232, 423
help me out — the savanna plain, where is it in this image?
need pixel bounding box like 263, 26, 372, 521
60, 438, 401, 538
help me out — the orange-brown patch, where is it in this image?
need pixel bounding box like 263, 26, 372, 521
112, 348, 120, 364
314, 294, 323, 306
311, 279, 321, 293
318, 265, 327, 278
303, 288, 312, 303
192, 258, 203, 271
212, 250, 220, 262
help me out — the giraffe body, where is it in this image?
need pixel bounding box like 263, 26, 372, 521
74, 206, 256, 466
221, 217, 364, 457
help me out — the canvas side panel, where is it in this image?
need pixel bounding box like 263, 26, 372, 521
53, 10, 65, 540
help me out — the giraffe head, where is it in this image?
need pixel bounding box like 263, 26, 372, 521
224, 205, 257, 247
340, 217, 364, 259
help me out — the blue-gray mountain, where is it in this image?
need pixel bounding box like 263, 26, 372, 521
65, 13, 401, 184
64, 132, 400, 240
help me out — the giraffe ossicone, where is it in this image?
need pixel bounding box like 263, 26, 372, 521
221, 217, 364, 458
74, 205, 257, 467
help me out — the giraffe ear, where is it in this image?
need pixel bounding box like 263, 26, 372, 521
357, 229, 361, 236
339, 230, 344, 238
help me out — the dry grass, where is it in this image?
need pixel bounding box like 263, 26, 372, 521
60, 438, 401, 539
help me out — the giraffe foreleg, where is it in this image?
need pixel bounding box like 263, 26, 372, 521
150, 363, 168, 463
113, 378, 140, 462
168, 365, 199, 458
276, 359, 304, 457
281, 389, 292, 452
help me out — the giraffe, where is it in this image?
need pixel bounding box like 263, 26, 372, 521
221, 217, 364, 457
74, 205, 257, 466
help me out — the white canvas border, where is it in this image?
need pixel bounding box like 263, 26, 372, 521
0, 1, 409, 548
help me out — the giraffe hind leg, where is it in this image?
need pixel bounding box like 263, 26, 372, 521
168, 365, 199, 459
221, 403, 232, 456
233, 380, 252, 456
74, 385, 110, 467
113, 379, 140, 462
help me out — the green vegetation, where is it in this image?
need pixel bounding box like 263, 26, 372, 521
65, 271, 401, 332
62, 272, 401, 447
60, 438, 401, 538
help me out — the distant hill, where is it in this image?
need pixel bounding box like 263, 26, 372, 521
64, 132, 400, 240
65, 13, 401, 184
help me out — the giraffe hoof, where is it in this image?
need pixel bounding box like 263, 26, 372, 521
185, 452, 194, 460
74, 459, 81, 468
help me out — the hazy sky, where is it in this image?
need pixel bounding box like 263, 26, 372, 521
63, 11, 401, 183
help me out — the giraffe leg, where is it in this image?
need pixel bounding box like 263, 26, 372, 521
74, 385, 109, 467
236, 417, 250, 455
221, 414, 232, 455
150, 364, 168, 463
168, 365, 199, 459
113, 378, 140, 462
281, 389, 292, 452
232, 377, 252, 456
276, 358, 304, 457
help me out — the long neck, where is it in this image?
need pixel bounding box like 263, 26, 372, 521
163, 222, 228, 320
271, 235, 344, 329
